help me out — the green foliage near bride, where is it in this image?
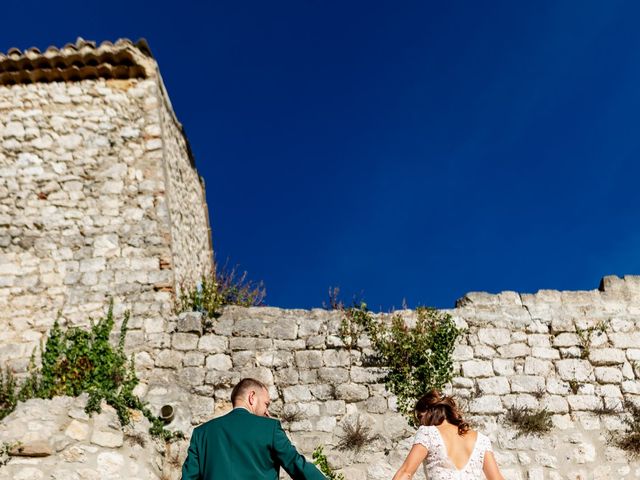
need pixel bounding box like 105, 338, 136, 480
0, 302, 178, 440
338, 301, 463, 423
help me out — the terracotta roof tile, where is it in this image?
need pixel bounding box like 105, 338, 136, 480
0, 37, 156, 86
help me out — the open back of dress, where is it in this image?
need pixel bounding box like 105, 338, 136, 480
413, 426, 493, 480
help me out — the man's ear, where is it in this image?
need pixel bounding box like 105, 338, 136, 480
247, 390, 255, 406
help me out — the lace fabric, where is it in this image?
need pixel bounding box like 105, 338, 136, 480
413, 426, 493, 480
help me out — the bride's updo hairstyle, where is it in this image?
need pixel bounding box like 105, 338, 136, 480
414, 390, 470, 435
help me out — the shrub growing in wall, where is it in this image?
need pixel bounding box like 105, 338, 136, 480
0, 303, 177, 440
176, 261, 266, 319
340, 303, 463, 423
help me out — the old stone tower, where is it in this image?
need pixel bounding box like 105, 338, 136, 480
0, 38, 213, 370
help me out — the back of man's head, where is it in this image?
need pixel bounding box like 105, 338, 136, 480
231, 378, 268, 405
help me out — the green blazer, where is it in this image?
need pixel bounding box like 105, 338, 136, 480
181, 408, 327, 480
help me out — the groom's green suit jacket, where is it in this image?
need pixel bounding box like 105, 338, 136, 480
181, 408, 327, 480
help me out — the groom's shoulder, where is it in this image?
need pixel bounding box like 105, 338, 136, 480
196, 409, 280, 432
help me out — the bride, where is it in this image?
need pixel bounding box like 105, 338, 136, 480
392, 390, 504, 480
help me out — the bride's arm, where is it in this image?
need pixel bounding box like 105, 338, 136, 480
392, 444, 428, 480
483, 451, 505, 480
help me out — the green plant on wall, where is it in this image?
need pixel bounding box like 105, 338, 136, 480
339, 303, 463, 423
312, 445, 345, 480
575, 319, 609, 359
0, 302, 179, 441
176, 261, 266, 319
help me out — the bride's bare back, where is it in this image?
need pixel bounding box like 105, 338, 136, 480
435, 423, 478, 470
392, 420, 504, 480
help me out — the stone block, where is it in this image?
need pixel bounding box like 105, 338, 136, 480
622, 380, 640, 394
324, 400, 346, 415
274, 367, 299, 386
183, 351, 205, 367
177, 312, 203, 335
609, 332, 640, 348
271, 317, 298, 340
556, 359, 594, 382
567, 395, 602, 411
492, 359, 515, 376
366, 396, 388, 413
477, 377, 510, 395
172, 332, 199, 351
323, 349, 351, 367
335, 383, 369, 402
588, 348, 625, 366
295, 350, 323, 369
198, 334, 228, 353
473, 345, 497, 359
594, 367, 623, 384
477, 328, 511, 346
283, 385, 313, 402
229, 337, 272, 350
541, 395, 569, 413
511, 375, 545, 393
553, 333, 580, 347
299, 369, 319, 384
206, 354, 233, 371
468, 395, 503, 414
155, 350, 183, 369
530, 347, 560, 360
524, 357, 553, 376
461, 360, 493, 378
497, 343, 530, 358
232, 318, 267, 337
309, 384, 334, 400
182, 367, 206, 386
318, 367, 349, 384
452, 344, 474, 361
350, 366, 385, 384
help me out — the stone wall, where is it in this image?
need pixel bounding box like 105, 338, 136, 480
157, 82, 212, 288
100, 274, 637, 480
0, 70, 212, 373
3, 276, 640, 478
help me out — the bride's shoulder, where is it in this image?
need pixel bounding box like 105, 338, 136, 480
474, 431, 494, 450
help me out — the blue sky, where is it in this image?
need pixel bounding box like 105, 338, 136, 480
3, 1, 640, 310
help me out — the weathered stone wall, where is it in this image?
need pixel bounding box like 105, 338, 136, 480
0, 395, 176, 480
101, 275, 638, 480
157, 83, 212, 288
3, 276, 640, 478
0, 74, 213, 373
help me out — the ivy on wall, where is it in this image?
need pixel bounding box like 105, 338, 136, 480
0, 302, 179, 440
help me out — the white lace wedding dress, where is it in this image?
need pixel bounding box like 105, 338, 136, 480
413, 425, 493, 480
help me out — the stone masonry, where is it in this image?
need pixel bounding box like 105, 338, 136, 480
0, 39, 213, 373
6, 276, 640, 479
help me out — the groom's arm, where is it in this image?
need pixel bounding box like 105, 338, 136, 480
272, 421, 327, 480
181, 428, 201, 480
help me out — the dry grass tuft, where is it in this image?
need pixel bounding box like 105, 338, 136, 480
504, 406, 552, 438
613, 402, 640, 458
336, 416, 379, 452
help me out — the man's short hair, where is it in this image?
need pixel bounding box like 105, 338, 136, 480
230, 378, 268, 405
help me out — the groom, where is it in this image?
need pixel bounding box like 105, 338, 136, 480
181, 377, 327, 479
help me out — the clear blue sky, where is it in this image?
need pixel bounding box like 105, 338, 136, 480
3, 1, 640, 310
